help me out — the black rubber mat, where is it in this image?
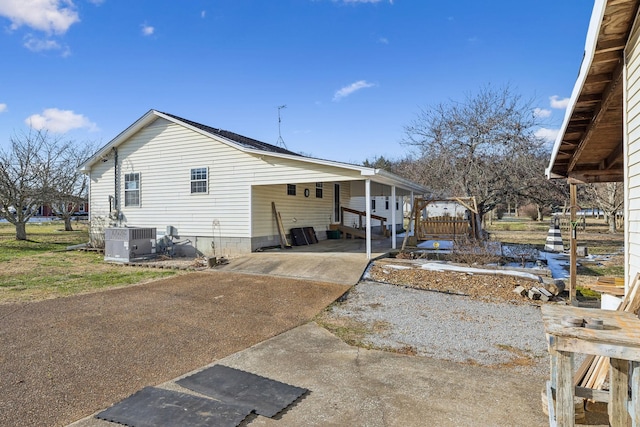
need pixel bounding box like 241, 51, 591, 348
96, 386, 253, 427
177, 365, 308, 418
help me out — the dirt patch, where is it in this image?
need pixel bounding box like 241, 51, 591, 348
367, 260, 544, 304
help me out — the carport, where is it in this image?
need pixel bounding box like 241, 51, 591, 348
250, 164, 427, 260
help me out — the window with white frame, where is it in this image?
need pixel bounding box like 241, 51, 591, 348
190, 167, 208, 194
124, 173, 140, 207
316, 182, 323, 198
287, 184, 296, 196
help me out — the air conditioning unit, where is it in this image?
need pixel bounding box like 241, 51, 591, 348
104, 227, 157, 262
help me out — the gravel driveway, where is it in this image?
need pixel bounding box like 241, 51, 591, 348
0, 271, 349, 427
320, 280, 549, 377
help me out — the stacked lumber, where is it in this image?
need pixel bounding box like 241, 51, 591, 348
574, 273, 640, 398
581, 276, 625, 297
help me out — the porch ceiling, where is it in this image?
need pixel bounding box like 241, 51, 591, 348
547, 0, 639, 183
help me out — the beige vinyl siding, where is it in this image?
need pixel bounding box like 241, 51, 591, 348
89, 118, 369, 242
251, 183, 341, 240
625, 12, 640, 285
104, 118, 250, 238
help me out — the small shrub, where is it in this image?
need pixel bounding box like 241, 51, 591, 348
450, 240, 502, 266
519, 204, 539, 221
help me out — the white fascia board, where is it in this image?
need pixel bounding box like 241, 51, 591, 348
374, 169, 428, 194
546, 0, 607, 179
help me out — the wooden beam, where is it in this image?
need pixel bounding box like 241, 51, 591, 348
584, 72, 613, 85
595, 39, 626, 54
568, 60, 623, 172
570, 183, 577, 302
568, 170, 624, 183
600, 142, 623, 170
593, 50, 623, 63
577, 93, 603, 104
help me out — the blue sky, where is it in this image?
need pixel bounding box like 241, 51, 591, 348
0, 0, 593, 164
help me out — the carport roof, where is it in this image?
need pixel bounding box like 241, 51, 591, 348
546, 0, 639, 183
80, 109, 428, 194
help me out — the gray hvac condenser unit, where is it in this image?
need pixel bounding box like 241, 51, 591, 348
104, 227, 157, 262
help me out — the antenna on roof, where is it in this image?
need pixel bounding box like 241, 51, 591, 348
276, 105, 287, 149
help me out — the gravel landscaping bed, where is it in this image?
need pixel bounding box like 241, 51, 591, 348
318, 279, 550, 378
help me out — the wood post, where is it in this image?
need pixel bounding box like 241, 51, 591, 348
570, 183, 578, 302
631, 362, 640, 426
557, 350, 575, 426
609, 358, 631, 427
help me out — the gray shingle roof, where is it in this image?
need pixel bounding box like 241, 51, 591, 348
160, 112, 301, 157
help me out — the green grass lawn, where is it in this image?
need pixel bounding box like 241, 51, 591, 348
486, 216, 624, 255
0, 221, 178, 303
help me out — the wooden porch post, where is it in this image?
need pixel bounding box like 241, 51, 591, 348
365, 179, 372, 260
570, 182, 578, 302
391, 186, 397, 249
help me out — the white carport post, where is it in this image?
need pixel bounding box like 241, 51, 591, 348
365, 178, 372, 259
391, 185, 397, 249
410, 191, 415, 234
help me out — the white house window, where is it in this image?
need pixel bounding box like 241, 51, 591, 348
191, 167, 208, 194
385, 197, 390, 210
316, 182, 323, 198
371, 199, 376, 211
287, 184, 296, 196
124, 173, 140, 207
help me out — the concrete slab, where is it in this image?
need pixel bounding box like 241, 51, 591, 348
70, 322, 550, 427
218, 251, 373, 285
215, 323, 550, 427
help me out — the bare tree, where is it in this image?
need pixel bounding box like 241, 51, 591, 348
585, 182, 624, 233
402, 85, 544, 232
46, 143, 92, 231
512, 150, 568, 221
0, 130, 69, 240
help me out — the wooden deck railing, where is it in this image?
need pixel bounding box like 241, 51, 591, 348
340, 207, 388, 236
415, 216, 470, 240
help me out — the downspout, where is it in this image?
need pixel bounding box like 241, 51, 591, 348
113, 147, 119, 221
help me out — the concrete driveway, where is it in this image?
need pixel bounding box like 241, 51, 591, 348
72, 323, 550, 427
217, 251, 371, 285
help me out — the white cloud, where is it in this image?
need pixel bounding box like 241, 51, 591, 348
23, 35, 71, 56
333, 80, 376, 101
201, 10, 206, 18
0, 0, 80, 34
550, 95, 570, 109
533, 107, 552, 118
535, 127, 559, 143
87, 0, 104, 4
0, 103, 7, 113
378, 37, 388, 44
141, 24, 154, 36
25, 108, 98, 133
